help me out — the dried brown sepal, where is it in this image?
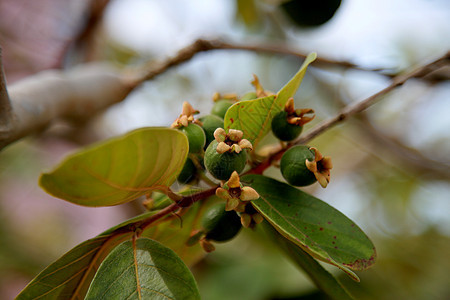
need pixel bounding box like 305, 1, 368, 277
251, 75, 274, 98
186, 230, 205, 247
284, 98, 315, 126
171, 101, 200, 128
200, 238, 216, 253
226, 197, 240, 211
213, 128, 253, 154
212, 92, 238, 102
216, 171, 260, 212
241, 213, 252, 228
305, 147, 333, 188
252, 213, 264, 224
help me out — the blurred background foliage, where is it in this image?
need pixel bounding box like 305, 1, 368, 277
0, 0, 449, 299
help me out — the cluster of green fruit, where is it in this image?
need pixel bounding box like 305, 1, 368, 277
172, 92, 332, 248
172, 94, 254, 184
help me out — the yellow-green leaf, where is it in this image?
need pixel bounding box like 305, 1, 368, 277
224, 53, 316, 148
39, 128, 188, 206
277, 52, 317, 104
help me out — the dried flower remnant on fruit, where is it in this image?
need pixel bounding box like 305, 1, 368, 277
212, 92, 238, 102
305, 147, 333, 188
240, 204, 264, 229
213, 128, 253, 154
284, 98, 315, 126
251, 75, 274, 98
200, 238, 216, 253
171, 101, 200, 128
216, 171, 259, 211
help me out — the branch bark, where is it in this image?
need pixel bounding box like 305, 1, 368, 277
0, 47, 15, 141
1, 63, 134, 150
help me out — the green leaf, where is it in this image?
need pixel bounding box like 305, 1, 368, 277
277, 52, 317, 104
224, 95, 277, 147
242, 174, 376, 280
39, 127, 189, 207
223, 53, 316, 148
262, 221, 354, 300
16, 233, 133, 300
85, 238, 200, 300
143, 194, 220, 267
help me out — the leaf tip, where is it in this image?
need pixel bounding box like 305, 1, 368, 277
344, 247, 377, 271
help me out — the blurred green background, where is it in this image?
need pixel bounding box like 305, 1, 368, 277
1, 0, 449, 299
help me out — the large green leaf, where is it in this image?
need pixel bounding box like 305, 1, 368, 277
40, 127, 189, 206
263, 221, 354, 299
85, 238, 200, 300
242, 174, 376, 280
16, 196, 209, 300
142, 194, 220, 267
16, 232, 133, 300
223, 53, 316, 148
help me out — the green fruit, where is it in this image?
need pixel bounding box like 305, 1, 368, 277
199, 114, 224, 148
177, 157, 196, 184
180, 123, 206, 153
280, 145, 317, 186
271, 111, 303, 141
211, 99, 234, 119
281, 0, 342, 27
240, 91, 257, 101
202, 202, 242, 242
204, 140, 247, 180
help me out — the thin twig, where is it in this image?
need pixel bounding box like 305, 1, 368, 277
297, 51, 450, 145
248, 51, 450, 175
133, 39, 391, 86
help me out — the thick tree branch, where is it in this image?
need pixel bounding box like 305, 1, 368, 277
1, 63, 134, 150
0, 47, 15, 140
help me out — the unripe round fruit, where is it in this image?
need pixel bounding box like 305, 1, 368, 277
202, 202, 242, 242
204, 140, 247, 180
180, 123, 206, 153
240, 91, 257, 101
199, 115, 224, 148
211, 99, 234, 119
280, 145, 317, 186
177, 157, 196, 184
280, 0, 342, 27
271, 111, 304, 141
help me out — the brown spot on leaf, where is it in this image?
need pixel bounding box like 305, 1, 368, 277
319, 227, 324, 231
